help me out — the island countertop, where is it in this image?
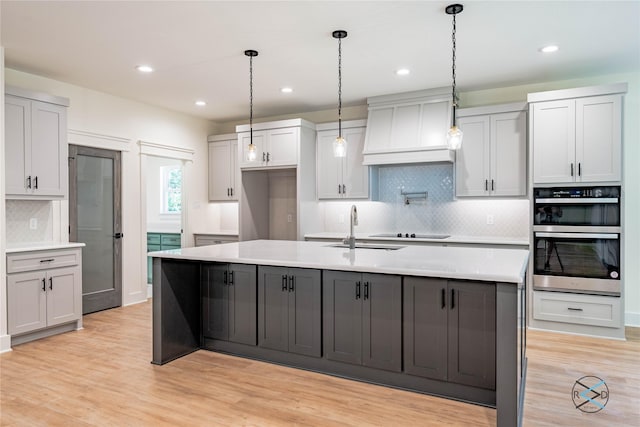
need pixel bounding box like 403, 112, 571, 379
149, 239, 529, 284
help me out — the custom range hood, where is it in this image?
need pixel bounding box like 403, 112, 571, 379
362, 87, 455, 165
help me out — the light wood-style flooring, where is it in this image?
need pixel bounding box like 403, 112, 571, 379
1, 301, 638, 426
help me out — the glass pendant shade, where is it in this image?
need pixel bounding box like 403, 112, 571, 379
446, 125, 463, 150
247, 143, 257, 161
333, 136, 347, 157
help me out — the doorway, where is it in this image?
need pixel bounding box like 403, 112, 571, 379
69, 145, 122, 314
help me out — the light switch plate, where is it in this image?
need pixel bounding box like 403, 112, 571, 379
29, 218, 38, 230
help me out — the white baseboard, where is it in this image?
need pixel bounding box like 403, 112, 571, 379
0, 334, 12, 353
625, 311, 640, 327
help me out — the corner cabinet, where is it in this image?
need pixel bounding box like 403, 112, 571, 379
258, 266, 321, 357
456, 103, 527, 197
6, 247, 83, 343
404, 277, 496, 389
323, 270, 402, 372
316, 120, 369, 199
202, 263, 257, 345
529, 84, 626, 184
208, 134, 238, 201
4, 87, 70, 199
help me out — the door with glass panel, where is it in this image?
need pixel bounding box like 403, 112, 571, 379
69, 145, 122, 314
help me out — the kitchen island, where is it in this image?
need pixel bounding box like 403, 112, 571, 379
150, 240, 528, 427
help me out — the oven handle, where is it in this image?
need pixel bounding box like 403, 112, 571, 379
535, 198, 618, 204
535, 232, 619, 240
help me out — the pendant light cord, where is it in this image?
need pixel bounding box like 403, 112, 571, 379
249, 54, 254, 142
451, 11, 457, 126
338, 35, 343, 138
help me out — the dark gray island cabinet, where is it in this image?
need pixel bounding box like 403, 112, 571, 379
150, 240, 528, 427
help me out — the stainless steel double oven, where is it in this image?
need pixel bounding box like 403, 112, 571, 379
533, 186, 621, 296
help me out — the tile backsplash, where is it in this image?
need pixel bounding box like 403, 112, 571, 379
321, 163, 529, 239
5, 200, 54, 243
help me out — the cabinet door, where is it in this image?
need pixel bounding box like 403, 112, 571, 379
202, 263, 229, 340
230, 140, 239, 200
576, 94, 622, 182
532, 100, 576, 184
5, 96, 31, 196
447, 281, 496, 390
238, 131, 266, 168
7, 271, 47, 335
288, 268, 321, 357
342, 127, 369, 199
30, 101, 67, 197
362, 273, 402, 372
258, 266, 289, 352
208, 141, 232, 201
456, 115, 490, 196
323, 270, 362, 365
46, 267, 81, 327
491, 111, 527, 196
316, 130, 343, 199
403, 277, 448, 381
267, 127, 298, 167
228, 264, 257, 345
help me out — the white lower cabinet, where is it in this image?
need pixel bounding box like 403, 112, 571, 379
533, 291, 621, 329
6, 248, 82, 338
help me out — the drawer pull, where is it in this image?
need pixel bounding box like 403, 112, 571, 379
39, 259, 55, 263
567, 307, 583, 312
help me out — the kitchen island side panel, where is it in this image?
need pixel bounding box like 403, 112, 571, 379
152, 258, 201, 365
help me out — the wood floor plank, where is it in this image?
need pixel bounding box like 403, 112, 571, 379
1, 301, 638, 426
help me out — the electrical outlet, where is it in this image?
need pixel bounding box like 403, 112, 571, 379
30, 218, 38, 230
287, 214, 293, 223
486, 214, 494, 225
338, 214, 345, 224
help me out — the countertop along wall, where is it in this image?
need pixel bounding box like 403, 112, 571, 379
3, 68, 218, 311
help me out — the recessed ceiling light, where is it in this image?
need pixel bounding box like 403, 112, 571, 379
136, 65, 154, 73
281, 87, 293, 93
540, 45, 559, 53
195, 100, 207, 107
396, 68, 411, 76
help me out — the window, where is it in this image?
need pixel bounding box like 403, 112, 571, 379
161, 165, 182, 214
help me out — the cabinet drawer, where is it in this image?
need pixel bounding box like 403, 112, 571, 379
195, 236, 237, 247
147, 233, 161, 245
160, 234, 181, 246
533, 291, 621, 328
147, 244, 161, 253
161, 245, 181, 251
7, 249, 80, 274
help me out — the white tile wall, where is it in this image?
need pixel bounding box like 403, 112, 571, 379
320, 163, 529, 239
5, 200, 54, 243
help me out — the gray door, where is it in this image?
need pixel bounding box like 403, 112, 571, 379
323, 270, 362, 365
448, 280, 496, 390
403, 277, 448, 380
202, 263, 229, 340
69, 145, 122, 314
258, 266, 289, 351
362, 273, 402, 372
228, 264, 257, 345
288, 268, 321, 357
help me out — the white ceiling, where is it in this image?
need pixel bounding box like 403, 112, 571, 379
2, 1, 639, 123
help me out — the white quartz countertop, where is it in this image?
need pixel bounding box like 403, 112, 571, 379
304, 232, 529, 246
150, 240, 529, 284
6, 242, 86, 253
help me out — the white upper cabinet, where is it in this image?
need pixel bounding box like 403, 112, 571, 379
456, 104, 527, 197
316, 120, 368, 199
237, 120, 309, 169
208, 134, 238, 201
529, 84, 625, 185
362, 88, 454, 165
5, 88, 69, 199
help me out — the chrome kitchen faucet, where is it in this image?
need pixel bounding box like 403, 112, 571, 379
344, 205, 358, 249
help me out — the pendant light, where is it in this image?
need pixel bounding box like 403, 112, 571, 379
445, 4, 463, 150
332, 30, 348, 158
245, 49, 259, 162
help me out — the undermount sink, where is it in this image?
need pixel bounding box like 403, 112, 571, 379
326, 243, 405, 250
